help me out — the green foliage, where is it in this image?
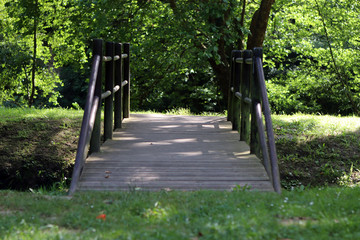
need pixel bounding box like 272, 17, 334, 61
0, 0, 88, 107
2, 0, 360, 113
265, 0, 360, 115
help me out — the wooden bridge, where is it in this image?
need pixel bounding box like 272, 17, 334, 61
68, 39, 281, 195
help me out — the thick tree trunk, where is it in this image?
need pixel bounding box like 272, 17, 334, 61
247, 0, 275, 49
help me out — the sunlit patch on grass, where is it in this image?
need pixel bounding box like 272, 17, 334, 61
339, 165, 360, 187
143, 201, 169, 221
279, 216, 318, 226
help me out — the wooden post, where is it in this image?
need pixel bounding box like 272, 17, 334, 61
250, 49, 261, 156
114, 43, 123, 129
240, 50, 252, 143
104, 42, 115, 141
228, 50, 236, 122
232, 50, 242, 132
123, 43, 130, 118
90, 39, 103, 153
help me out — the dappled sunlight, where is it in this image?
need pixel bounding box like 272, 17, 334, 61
157, 125, 182, 128
201, 124, 216, 129
272, 114, 360, 135
171, 151, 203, 157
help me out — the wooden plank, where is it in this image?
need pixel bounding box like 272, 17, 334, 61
83, 162, 264, 168
82, 167, 266, 175
80, 176, 270, 181
81, 171, 268, 177
78, 187, 275, 192
78, 181, 274, 191
82, 167, 267, 173
82, 173, 269, 181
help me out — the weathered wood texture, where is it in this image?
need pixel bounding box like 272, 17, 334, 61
77, 114, 274, 192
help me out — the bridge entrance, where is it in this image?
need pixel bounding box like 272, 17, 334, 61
68, 39, 281, 194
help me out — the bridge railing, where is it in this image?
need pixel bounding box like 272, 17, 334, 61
68, 39, 130, 195
228, 48, 281, 193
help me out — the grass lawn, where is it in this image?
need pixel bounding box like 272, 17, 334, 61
1, 187, 360, 239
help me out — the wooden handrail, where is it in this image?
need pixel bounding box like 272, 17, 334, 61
227, 47, 281, 193
68, 39, 130, 195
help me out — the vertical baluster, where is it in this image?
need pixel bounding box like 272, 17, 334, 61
123, 43, 130, 118
232, 50, 242, 132
114, 43, 123, 129
228, 50, 236, 122
250, 49, 261, 156
90, 39, 103, 153
240, 50, 252, 143
104, 42, 115, 141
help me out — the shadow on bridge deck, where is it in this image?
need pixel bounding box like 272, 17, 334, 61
77, 114, 274, 192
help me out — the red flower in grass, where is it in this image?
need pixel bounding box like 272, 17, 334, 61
96, 214, 106, 220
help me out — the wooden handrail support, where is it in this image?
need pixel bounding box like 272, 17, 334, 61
68, 39, 130, 195
227, 48, 281, 194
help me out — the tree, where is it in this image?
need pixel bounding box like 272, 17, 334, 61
1, 0, 82, 107
163, 0, 275, 107
264, 0, 360, 115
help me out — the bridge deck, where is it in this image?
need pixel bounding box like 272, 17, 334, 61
77, 114, 274, 192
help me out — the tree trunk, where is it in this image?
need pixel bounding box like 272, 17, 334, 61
247, 0, 275, 49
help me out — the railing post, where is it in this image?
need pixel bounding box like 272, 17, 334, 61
250, 50, 261, 156
114, 43, 123, 129
69, 38, 103, 194
254, 47, 282, 194
90, 39, 103, 153
104, 42, 115, 141
240, 50, 252, 143
123, 43, 130, 118
228, 50, 236, 122
231, 50, 242, 132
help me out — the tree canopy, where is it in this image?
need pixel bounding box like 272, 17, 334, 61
0, 0, 359, 115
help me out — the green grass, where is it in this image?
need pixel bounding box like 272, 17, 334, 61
272, 114, 360, 137
1, 187, 360, 239
272, 114, 360, 189
133, 107, 227, 116
0, 107, 84, 123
